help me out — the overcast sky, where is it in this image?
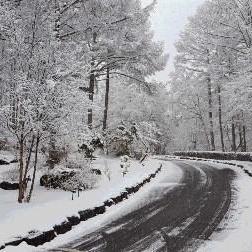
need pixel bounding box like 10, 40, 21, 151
141, 0, 206, 82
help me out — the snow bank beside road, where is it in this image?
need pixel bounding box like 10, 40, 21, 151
197, 166, 252, 252
39, 159, 182, 251
174, 151, 252, 162
0, 157, 174, 250
3, 242, 35, 252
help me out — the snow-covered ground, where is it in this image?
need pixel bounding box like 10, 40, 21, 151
197, 168, 252, 252
0, 154, 180, 251
0, 151, 17, 182
3, 153, 252, 252
37, 160, 182, 252
0, 150, 16, 163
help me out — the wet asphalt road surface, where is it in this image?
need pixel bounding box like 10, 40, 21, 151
51, 160, 235, 252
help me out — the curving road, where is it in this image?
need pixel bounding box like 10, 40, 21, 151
51, 160, 235, 252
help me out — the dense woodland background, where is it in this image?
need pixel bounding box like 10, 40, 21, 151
170, 0, 252, 153
0, 0, 169, 203
1, 0, 252, 203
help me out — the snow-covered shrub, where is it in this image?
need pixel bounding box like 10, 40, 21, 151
0, 137, 7, 150
46, 146, 69, 169
1, 168, 19, 182
41, 156, 98, 191
105, 124, 135, 157
129, 122, 162, 158
60, 168, 97, 192
105, 122, 161, 159
78, 137, 104, 158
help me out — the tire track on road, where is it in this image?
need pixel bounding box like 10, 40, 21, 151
52, 161, 235, 252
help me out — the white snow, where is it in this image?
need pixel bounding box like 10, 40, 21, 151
38, 160, 182, 251
3, 242, 35, 252
7, 154, 252, 252
0, 150, 16, 164
197, 164, 252, 252
161, 155, 252, 252
1, 156, 181, 251
0, 151, 17, 181
154, 156, 252, 252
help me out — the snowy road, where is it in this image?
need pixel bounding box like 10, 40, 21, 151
50, 160, 235, 252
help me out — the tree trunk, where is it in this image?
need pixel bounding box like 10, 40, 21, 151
22, 135, 35, 197
200, 116, 210, 150
18, 136, 25, 203
192, 133, 197, 150
48, 131, 56, 169
239, 124, 243, 152
88, 63, 95, 129
243, 125, 247, 152
88, 32, 97, 129
196, 96, 210, 150
231, 121, 236, 152
217, 85, 225, 152
207, 77, 215, 151
27, 135, 40, 202
103, 67, 110, 131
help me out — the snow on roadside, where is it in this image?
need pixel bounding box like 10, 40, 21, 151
197, 164, 252, 252
2, 159, 182, 252
3, 242, 35, 252
38, 160, 182, 251
0, 157, 170, 248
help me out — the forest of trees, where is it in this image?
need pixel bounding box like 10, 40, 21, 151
0, 0, 169, 203
169, 0, 252, 152
3, 0, 252, 203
